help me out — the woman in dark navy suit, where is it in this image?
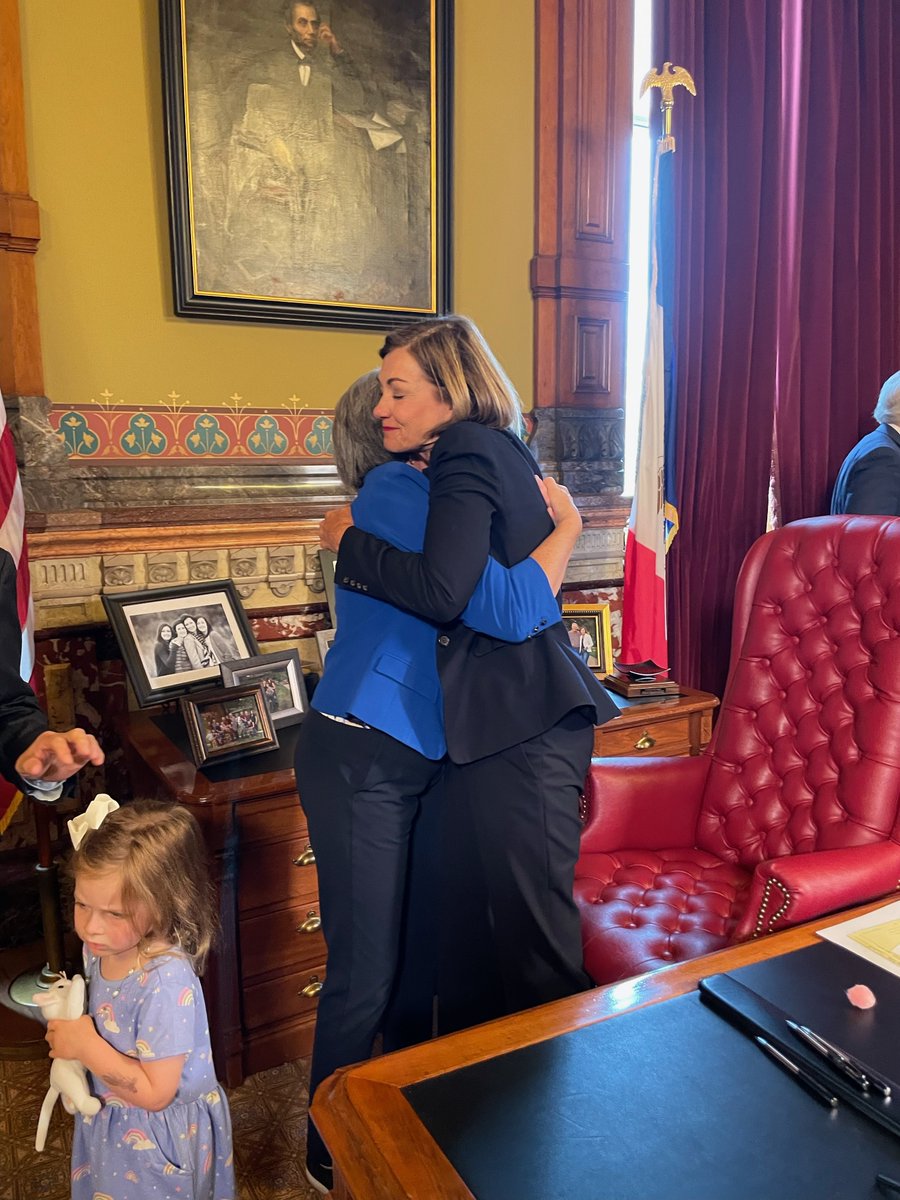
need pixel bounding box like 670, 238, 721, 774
321, 316, 617, 1038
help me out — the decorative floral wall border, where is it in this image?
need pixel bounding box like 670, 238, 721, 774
49, 396, 335, 462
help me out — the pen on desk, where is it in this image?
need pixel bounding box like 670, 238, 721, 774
786, 1020, 870, 1091
797, 1023, 893, 1098
755, 1036, 840, 1108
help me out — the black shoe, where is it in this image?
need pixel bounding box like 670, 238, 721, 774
304, 1161, 334, 1195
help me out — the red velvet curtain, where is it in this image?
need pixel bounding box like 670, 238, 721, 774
654, 0, 900, 696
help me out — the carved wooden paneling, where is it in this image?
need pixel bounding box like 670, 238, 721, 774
0, 0, 43, 397
533, 0, 633, 418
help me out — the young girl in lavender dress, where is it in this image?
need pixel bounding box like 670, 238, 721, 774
44, 796, 234, 1200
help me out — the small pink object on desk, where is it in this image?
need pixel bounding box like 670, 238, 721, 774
846, 983, 877, 1009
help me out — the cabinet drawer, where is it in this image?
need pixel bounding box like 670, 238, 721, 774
240, 903, 327, 979
595, 714, 692, 757
239, 838, 319, 914
240, 800, 308, 845
243, 961, 326, 1032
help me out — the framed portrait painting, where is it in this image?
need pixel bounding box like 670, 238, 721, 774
220, 649, 309, 728
180, 685, 278, 768
160, 0, 452, 329
103, 580, 259, 707
561, 603, 613, 677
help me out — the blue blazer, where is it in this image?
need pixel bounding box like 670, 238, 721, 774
313, 463, 560, 758
831, 424, 900, 515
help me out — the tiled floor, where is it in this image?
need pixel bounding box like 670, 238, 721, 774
0, 1053, 324, 1200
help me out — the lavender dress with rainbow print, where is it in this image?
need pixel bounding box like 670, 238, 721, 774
71, 948, 234, 1200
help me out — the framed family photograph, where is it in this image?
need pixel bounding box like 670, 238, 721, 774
220, 649, 308, 728
180, 684, 278, 768
562, 603, 613, 677
160, 0, 452, 329
103, 580, 259, 707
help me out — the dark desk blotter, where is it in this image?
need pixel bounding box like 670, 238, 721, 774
710, 939, 900, 1093
405, 990, 900, 1200
151, 709, 302, 783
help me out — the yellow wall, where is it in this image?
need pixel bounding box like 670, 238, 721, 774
19, 1, 534, 414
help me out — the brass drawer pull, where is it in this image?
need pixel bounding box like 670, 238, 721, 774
297, 910, 322, 934
634, 730, 656, 750
292, 845, 316, 867
299, 975, 322, 998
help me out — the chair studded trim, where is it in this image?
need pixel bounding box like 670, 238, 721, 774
753, 876, 791, 937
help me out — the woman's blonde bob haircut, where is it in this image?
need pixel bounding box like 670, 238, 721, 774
69, 799, 218, 973
379, 315, 524, 435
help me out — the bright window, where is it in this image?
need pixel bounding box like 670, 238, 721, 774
623, 0, 653, 496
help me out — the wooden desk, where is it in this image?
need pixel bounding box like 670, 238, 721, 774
593, 685, 718, 758
119, 710, 323, 1087
313, 898, 896, 1200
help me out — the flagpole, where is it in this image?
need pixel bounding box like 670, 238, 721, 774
619, 63, 696, 672
639, 61, 697, 153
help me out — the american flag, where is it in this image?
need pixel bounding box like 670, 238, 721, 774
0, 389, 34, 833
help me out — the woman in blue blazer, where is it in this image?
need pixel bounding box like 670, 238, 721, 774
297, 372, 583, 1193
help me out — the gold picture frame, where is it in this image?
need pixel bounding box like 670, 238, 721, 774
561, 603, 613, 677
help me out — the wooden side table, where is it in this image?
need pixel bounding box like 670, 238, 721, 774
593, 686, 718, 758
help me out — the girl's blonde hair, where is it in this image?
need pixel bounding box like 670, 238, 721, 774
70, 799, 217, 973
379, 314, 524, 435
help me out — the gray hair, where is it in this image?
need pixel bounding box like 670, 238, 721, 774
874, 370, 900, 424
332, 370, 391, 491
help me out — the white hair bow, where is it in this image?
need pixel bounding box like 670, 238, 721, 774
68, 794, 119, 851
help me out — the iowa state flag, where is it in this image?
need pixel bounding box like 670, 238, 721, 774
620, 142, 678, 669
0, 389, 35, 834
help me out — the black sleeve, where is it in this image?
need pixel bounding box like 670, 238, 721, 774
336, 424, 500, 624
0, 550, 47, 786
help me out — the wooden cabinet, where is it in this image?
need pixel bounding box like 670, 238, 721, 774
593, 687, 718, 758
119, 712, 319, 1087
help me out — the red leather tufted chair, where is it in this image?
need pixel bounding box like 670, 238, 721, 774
576, 516, 900, 986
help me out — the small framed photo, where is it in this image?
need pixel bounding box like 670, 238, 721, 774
180, 684, 278, 768
562, 604, 613, 677
319, 550, 337, 629
220, 649, 308, 729
103, 580, 259, 707
316, 628, 336, 668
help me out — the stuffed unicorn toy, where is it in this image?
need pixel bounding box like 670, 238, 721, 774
33, 973, 101, 1151
33, 973, 102, 1149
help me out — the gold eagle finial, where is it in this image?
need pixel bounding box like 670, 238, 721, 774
640, 63, 697, 149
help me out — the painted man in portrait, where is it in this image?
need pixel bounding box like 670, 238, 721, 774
185, 0, 431, 309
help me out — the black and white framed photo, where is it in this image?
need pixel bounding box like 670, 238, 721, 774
180, 684, 278, 768
220, 649, 308, 728
160, 0, 452, 329
103, 579, 258, 707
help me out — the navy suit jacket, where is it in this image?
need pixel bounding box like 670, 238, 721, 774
0, 548, 47, 787
831, 424, 900, 515
314, 462, 560, 759
337, 422, 617, 764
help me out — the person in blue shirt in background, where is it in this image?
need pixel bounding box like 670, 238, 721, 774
295, 371, 583, 1194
